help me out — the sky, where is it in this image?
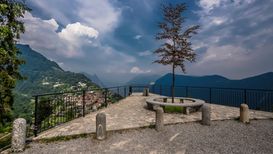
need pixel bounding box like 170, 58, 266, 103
19, 0, 273, 85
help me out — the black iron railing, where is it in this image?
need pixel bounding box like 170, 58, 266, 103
148, 85, 273, 112
33, 86, 129, 136
32, 84, 273, 137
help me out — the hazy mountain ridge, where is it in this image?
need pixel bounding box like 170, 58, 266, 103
82, 72, 105, 88
155, 73, 273, 90
127, 74, 162, 85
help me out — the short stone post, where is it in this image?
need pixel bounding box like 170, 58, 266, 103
183, 107, 190, 115
155, 107, 164, 131
201, 104, 211, 126
11, 118, 27, 152
240, 104, 249, 123
92, 105, 97, 112
96, 113, 106, 140
143, 88, 149, 96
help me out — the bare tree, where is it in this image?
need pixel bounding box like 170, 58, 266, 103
154, 3, 200, 103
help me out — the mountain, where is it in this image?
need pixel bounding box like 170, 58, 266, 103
13, 44, 99, 121
82, 73, 105, 88
15, 44, 98, 95
155, 72, 273, 89
127, 74, 162, 85
227, 72, 273, 89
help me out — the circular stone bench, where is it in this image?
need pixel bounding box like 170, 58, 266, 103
146, 96, 205, 115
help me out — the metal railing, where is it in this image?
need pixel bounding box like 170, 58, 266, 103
33, 86, 129, 137
148, 85, 273, 112
32, 84, 273, 137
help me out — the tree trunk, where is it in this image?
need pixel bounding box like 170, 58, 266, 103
172, 64, 175, 103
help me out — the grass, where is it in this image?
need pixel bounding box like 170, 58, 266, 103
37, 133, 90, 143
0, 133, 11, 151
164, 106, 184, 113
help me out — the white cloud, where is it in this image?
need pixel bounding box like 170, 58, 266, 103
43, 19, 59, 30
130, 66, 151, 74
198, 0, 255, 15
198, 0, 220, 13
20, 12, 136, 76
58, 22, 99, 42
20, 12, 100, 58
138, 50, 152, 56
198, 45, 248, 64
134, 35, 142, 40
76, 0, 121, 33
189, 0, 273, 79
27, 0, 121, 34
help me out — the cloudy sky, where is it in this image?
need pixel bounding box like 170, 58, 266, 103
19, 0, 273, 84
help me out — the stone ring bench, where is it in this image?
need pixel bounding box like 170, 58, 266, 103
146, 96, 205, 115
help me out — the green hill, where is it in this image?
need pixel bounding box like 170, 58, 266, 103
13, 44, 99, 122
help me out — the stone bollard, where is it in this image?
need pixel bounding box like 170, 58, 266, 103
11, 118, 27, 152
92, 105, 97, 112
183, 107, 190, 115
155, 107, 164, 131
240, 104, 249, 123
143, 88, 149, 96
201, 104, 211, 126
96, 113, 106, 140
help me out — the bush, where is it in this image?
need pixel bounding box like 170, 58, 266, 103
164, 106, 184, 113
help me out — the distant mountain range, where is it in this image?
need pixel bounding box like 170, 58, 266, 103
155, 73, 273, 90
82, 72, 105, 88
127, 74, 161, 85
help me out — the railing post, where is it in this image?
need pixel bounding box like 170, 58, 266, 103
129, 86, 132, 96
160, 85, 162, 95
117, 87, 120, 96
186, 86, 188, 97
244, 89, 247, 103
104, 88, 108, 107
34, 96, 38, 137
209, 88, 212, 103
124, 87, 126, 97
82, 90, 86, 117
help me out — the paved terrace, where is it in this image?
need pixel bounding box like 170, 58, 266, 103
34, 93, 273, 140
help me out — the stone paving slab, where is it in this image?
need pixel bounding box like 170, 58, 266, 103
34, 93, 273, 140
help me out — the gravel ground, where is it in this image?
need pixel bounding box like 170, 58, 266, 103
20, 120, 273, 154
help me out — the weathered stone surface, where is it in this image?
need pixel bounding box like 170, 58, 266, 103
240, 104, 250, 123
11, 118, 27, 152
143, 88, 149, 96
155, 107, 164, 131
201, 104, 211, 125
96, 113, 106, 140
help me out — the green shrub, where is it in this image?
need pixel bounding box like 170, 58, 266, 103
164, 106, 184, 113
